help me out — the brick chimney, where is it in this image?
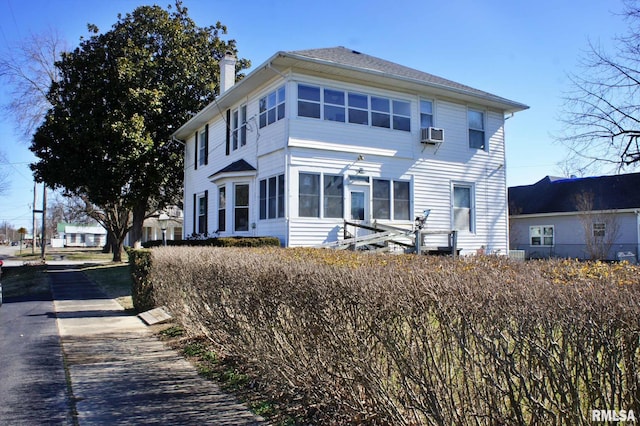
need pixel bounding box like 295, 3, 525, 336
220, 51, 237, 95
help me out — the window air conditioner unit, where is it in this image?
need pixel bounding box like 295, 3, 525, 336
421, 127, 444, 144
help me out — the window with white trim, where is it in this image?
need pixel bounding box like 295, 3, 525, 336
232, 105, 247, 150
218, 186, 226, 232
593, 222, 606, 237
234, 184, 249, 232
420, 100, 433, 128
299, 173, 320, 217
259, 86, 285, 128
530, 225, 554, 246
259, 174, 285, 220
468, 109, 485, 149
372, 179, 411, 220
198, 128, 206, 166
198, 194, 207, 233
297, 83, 410, 131
324, 175, 344, 218
453, 185, 474, 232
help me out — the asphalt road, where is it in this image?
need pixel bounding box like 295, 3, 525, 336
0, 273, 74, 424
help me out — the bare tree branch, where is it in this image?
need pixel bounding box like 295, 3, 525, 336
0, 28, 67, 140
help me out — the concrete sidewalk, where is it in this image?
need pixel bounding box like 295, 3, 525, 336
49, 265, 264, 425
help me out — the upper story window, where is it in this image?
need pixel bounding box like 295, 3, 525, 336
420, 100, 433, 128
298, 85, 321, 119
468, 109, 485, 149
297, 83, 411, 132
324, 88, 345, 122
232, 105, 247, 151
593, 222, 606, 237
198, 128, 207, 166
259, 86, 285, 128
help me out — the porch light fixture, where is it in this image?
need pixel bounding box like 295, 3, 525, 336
158, 212, 170, 246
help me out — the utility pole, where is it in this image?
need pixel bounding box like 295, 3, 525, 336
32, 181, 37, 254
32, 183, 47, 260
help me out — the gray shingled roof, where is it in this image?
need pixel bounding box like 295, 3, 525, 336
508, 173, 640, 215
209, 159, 256, 179
285, 47, 525, 108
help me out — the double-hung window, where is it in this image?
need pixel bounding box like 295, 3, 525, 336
218, 187, 226, 232
259, 174, 285, 220
373, 179, 391, 220
348, 92, 369, 125
593, 222, 606, 238
393, 181, 410, 220
371, 97, 391, 128
198, 194, 207, 234
232, 105, 247, 150
324, 175, 344, 218
234, 184, 249, 232
392, 100, 411, 131
453, 185, 474, 232
324, 89, 345, 122
372, 179, 411, 220
198, 128, 207, 166
259, 86, 285, 128
298, 85, 321, 119
530, 226, 554, 246
468, 109, 485, 149
299, 173, 320, 217
420, 100, 433, 128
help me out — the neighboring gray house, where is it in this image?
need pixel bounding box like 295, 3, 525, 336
174, 47, 527, 254
509, 173, 640, 261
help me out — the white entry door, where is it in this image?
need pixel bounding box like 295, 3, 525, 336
349, 189, 369, 221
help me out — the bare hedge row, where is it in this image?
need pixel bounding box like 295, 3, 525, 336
132, 247, 640, 425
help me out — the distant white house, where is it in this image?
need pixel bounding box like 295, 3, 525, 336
173, 47, 527, 254
132, 206, 184, 245
54, 223, 107, 248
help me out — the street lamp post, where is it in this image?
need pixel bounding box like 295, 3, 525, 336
158, 213, 170, 246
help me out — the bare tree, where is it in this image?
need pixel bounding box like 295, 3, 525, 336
0, 152, 9, 196
574, 191, 621, 260
0, 28, 66, 139
559, 0, 640, 175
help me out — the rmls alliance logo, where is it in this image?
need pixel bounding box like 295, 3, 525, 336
592, 409, 636, 423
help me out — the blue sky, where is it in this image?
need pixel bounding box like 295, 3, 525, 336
0, 0, 625, 230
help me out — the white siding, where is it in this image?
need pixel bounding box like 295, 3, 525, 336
183, 66, 512, 253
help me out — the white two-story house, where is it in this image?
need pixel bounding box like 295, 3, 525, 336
173, 47, 527, 254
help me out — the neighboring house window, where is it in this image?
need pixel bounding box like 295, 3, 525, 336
420, 100, 433, 128
232, 105, 247, 150
453, 185, 474, 232
198, 127, 207, 166
298, 84, 321, 119
530, 225, 554, 246
324, 175, 344, 218
259, 85, 286, 128
468, 109, 485, 149
218, 186, 226, 232
299, 173, 320, 217
234, 184, 249, 232
393, 181, 410, 220
373, 179, 411, 220
373, 179, 390, 220
593, 222, 606, 237
297, 83, 410, 132
259, 174, 285, 220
